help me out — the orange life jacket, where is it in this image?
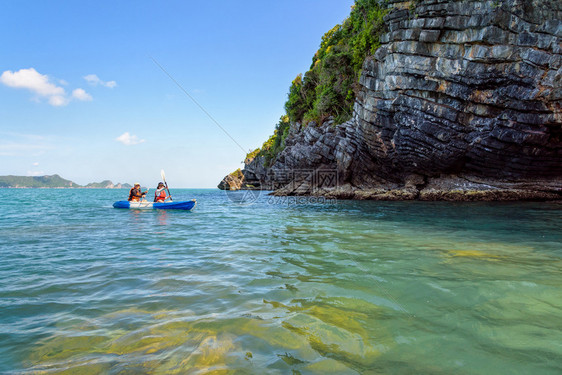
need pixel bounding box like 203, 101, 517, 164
129, 188, 142, 201
154, 188, 166, 202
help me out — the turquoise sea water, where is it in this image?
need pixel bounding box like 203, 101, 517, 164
0, 188, 560, 374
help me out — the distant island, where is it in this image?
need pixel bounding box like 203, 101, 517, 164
83, 180, 132, 189
0, 175, 132, 189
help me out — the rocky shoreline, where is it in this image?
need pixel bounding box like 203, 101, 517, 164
272, 175, 562, 201
219, 0, 562, 201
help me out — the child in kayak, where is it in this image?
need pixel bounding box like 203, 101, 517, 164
154, 182, 169, 202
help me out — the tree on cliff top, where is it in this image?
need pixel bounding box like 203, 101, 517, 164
285, 0, 386, 125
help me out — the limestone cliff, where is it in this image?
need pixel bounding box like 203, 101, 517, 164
219, 0, 562, 200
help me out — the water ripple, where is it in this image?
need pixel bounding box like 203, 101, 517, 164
0, 189, 560, 374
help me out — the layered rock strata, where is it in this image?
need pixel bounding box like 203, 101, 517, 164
219, 0, 562, 200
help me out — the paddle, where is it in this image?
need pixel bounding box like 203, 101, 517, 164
160, 169, 173, 201
141, 188, 149, 205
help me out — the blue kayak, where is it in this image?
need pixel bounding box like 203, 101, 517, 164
113, 199, 196, 210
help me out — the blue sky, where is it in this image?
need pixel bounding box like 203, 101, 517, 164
0, 0, 354, 187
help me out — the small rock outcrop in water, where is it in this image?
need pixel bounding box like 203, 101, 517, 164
220, 0, 562, 200
217, 169, 244, 190
217, 168, 264, 190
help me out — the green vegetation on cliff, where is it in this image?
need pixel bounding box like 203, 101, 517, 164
229, 168, 244, 179
247, 115, 290, 167
246, 0, 386, 168
285, 0, 386, 126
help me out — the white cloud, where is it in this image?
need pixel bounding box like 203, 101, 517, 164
72, 88, 93, 101
84, 74, 117, 88
116, 132, 145, 146
48, 95, 69, 106
0, 68, 94, 106
84, 74, 100, 85
33, 162, 40, 166
1, 67, 65, 97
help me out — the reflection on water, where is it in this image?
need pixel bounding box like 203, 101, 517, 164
0, 190, 560, 374
156, 210, 169, 227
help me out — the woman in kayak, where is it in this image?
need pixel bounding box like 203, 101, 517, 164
128, 183, 147, 201
154, 182, 169, 202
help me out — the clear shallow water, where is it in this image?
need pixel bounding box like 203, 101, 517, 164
0, 189, 560, 374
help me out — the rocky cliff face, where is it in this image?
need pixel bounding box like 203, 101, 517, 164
219, 0, 562, 200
